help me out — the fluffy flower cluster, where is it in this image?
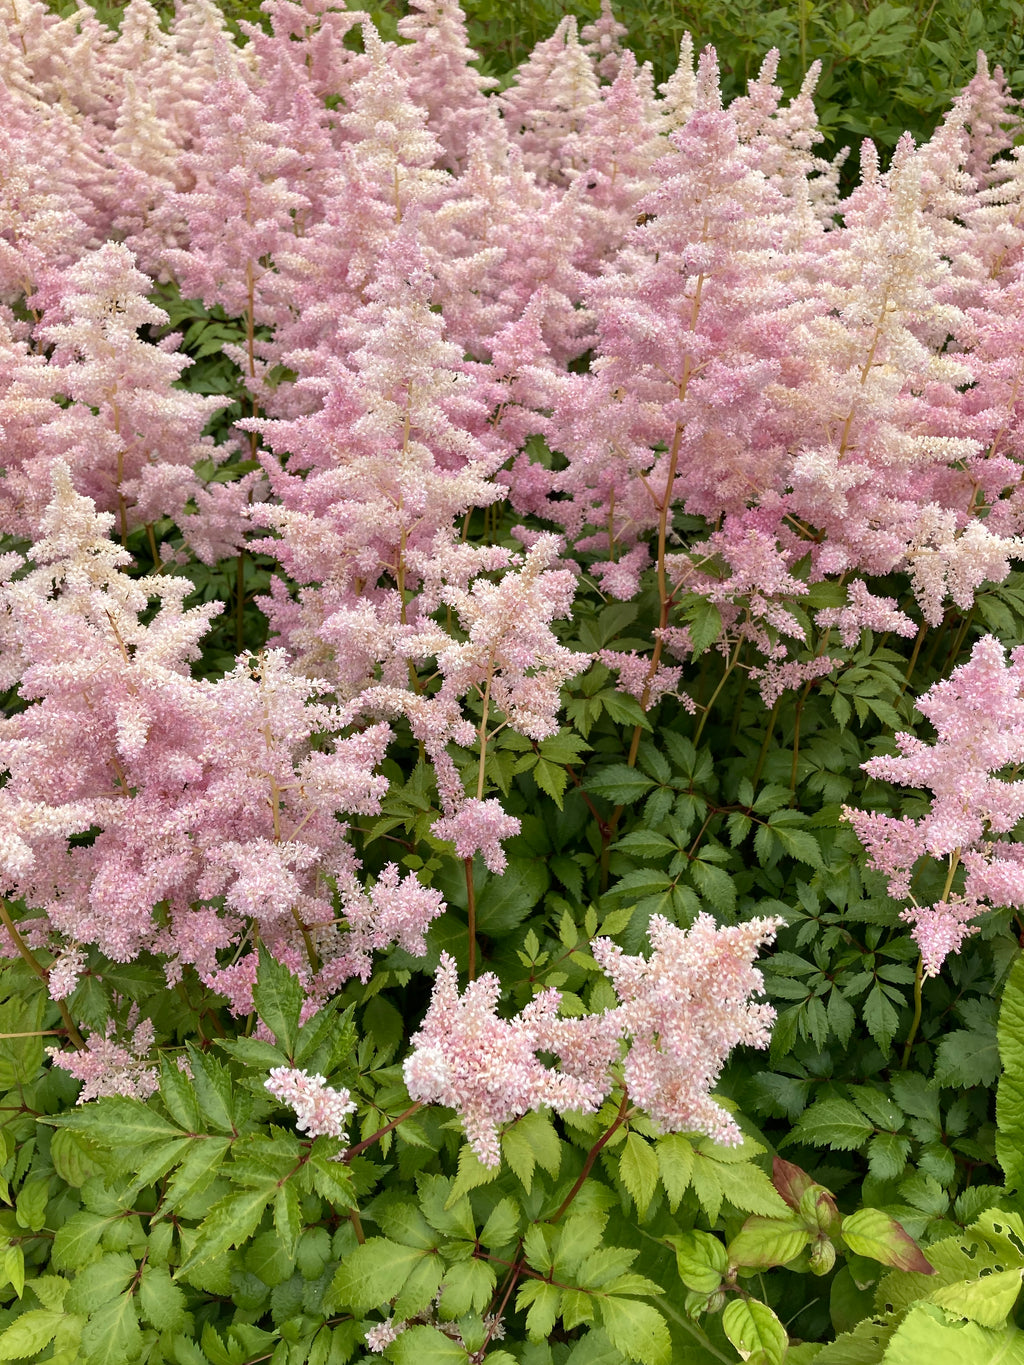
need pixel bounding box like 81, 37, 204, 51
1, 0, 1022, 1146
403, 951, 620, 1165
47, 1015, 158, 1104
592, 913, 783, 1145
264, 1066, 357, 1141
404, 913, 779, 1164
845, 634, 1024, 975
0, 468, 434, 1014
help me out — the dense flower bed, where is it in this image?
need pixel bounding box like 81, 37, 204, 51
2, 3, 1024, 1363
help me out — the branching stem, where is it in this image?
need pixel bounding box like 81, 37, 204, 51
549, 1091, 634, 1223
0, 900, 85, 1049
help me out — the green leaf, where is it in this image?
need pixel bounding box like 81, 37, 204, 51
728, 1216, 812, 1271
15, 1175, 49, 1232
439, 1259, 496, 1317
480, 1198, 520, 1249
787, 1098, 874, 1151
539, 730, 592, 765
79, 1291, 143, 1364
656, 1134, 694, 1211
880, 1305, 1024, 1365
722, 1298, 788, 1365
690, 1154, 724, 1223
163, 1136, 231, 1213
930, 1268, 1024, 1327
840, 1209, 934, 1274
666, 1231, 727, 1294
274, 1183, 301, 1255
252, 944, 305, 1056
867, 1133, 910, 1182
503, 1110, 561, 1192
598, 1296, 671, 1365
65, 1253, 136, 1313
714, 1160, 790, 1217
814, 1317, 894, 1364
158, 1059, 202, 1132
185, 1045, 236, 1134
585, 766, 657, 805
217, 1036, 288, 1071
448, 1142, 501, 1202
600, 690, 653, 730
613, 831, 678, 860
328, 1238, 424, 1311
3, 1247, 24, 1300
998, 957, 1024, 1191
766, 814, 824, 869
518, 1280, 562, 1340
389, 1325, 468, 1364
50, 1129, 103, 1188
51, 1211, 113, 1271
46, 1097, 185, 1147
138, 1266, 186, 1332
393, 1255, 446, 1320
0, 1310, 64, 1360
533, 758, 569, 807
245, 1230, 296, 1287
864, 986, 900, 1055
686, 601, 723, 659
177, 1184, 276, 1275
476, 858, 549, 935
307, 1148, 355, 1206
619, 1134, 658, 1216
935, 1027, 1000, 1090
689, 858, 736, 914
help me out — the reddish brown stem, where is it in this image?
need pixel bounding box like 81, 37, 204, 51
549, 1091, 632, 1223
342, 1103, 423, 1163
0, 900, 85, 1049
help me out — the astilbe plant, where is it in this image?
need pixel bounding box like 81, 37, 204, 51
846, 633, 1024, 980
1, 4, 1024, 1364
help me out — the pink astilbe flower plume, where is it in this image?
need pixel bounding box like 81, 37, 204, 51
15, 243, 228, 547
0, 468, 404, 1011
265, 1066, 356, 1140
593, 913, 782, 1144
568, 51, 665, 258
846, 634, 1024, 975
405, 913, 780, 1164
395, 0, 498, 170
581, 0, 629, 83
249, 230, 503, 688
542, 45, 796, 613
162, 59, 312, 359
48, 1014, 158, 1104
498, 16, 600, 186
403, 952, 618, 1166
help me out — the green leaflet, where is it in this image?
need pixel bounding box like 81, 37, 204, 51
389, 1325, 468, 1364
997, 955, 1024, 1192
840, 1210, 933, 1274
79, 1292, 142, 1365
619, 1133, 658, 1215
597, 1296, 671, 1365
328, 1238, 426, 1312
176, 1183, 280, 1275
722, 1298, 788, 1365
45, 1097, 185, 1147
880, 1306, 1024, 1365
0, 1310, 65, 1361
252, 944, 305, 1056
